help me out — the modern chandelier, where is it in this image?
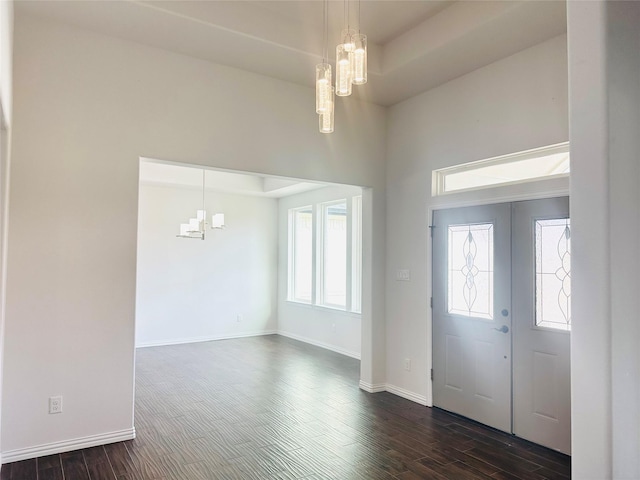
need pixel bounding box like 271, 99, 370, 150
316, 0, 367, 133
177, 169, 225, 240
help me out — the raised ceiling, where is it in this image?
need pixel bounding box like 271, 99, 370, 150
15, 0, 567, 106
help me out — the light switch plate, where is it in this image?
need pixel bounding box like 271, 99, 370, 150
396, 269, 410, 281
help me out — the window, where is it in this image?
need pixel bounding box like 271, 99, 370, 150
535, 218, 571, 331
287, 195, 362, 312
288, 206, 313, 303
433, 142, 569, 195
447, 223, 494, 319
351, 196, 362, 313
320, 201, 347, 308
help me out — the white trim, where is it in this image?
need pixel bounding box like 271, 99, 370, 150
277, 330, 360, 359
2, 428, 135, 464
430, 184, 570, 212
136, 330, 277, 348
358, 381, 386, 393
284, 300, 361, 318
385, 384, 429, 406
358, 382, 429, 406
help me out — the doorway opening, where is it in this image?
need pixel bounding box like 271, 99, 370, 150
135, 158, 364, 357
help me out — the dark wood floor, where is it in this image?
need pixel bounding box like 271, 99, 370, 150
1, 335, 570, 479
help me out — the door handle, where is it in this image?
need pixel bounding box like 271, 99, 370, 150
494, 325, 509, 334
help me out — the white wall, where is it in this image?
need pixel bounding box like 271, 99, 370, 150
385, 35, 568, 404
2, 12, 386, 460
136, 183, 278, 347
568, 1, 640, 477
607, 4, 640, 476
277, 185, 362, 359
0, 0, 12, 465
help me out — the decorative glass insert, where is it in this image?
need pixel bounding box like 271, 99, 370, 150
535, 218, 571, 331
448, 223, 494, 319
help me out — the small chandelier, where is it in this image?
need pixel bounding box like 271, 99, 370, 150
177, 170, 225, 240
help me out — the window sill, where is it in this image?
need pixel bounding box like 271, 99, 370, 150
285, 300, 361, 317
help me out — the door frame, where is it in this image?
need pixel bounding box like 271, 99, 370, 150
426, 188, 569, 407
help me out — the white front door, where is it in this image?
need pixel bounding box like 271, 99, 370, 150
512, 198, 571, 454
432, 198, 571, 454
432, 203, 512, 433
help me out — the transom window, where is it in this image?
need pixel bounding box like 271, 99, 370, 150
433, 142, 569, 195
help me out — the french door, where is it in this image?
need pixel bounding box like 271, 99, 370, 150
432, 198, 571, 454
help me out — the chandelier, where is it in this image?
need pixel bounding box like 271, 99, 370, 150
316, 0, 367, 133
177, 169, 225, 240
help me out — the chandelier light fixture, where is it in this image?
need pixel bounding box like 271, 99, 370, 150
177, 170, 225, 240
315, 0, 367, 133
335, 0, 355, 97
319, 85, 335, 133
352, 0, 367, 85
316, 0, 334, 132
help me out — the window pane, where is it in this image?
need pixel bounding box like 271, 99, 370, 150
351, 196, 362, 313
535, 218, 571, 331
291, 207, 313, 302
433, 142, 570, 195
323, 201, 347, 307
448, 223, 494, 319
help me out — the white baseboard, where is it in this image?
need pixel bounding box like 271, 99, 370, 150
2, 428, 135, 464
277, 331, 360, 359
359, 381, 428, 406
136, 330, 277, 348
385, 384, 428, 406
359, 380, 386, 393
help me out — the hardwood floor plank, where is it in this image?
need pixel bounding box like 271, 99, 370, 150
37, 455, 62, 472
427, 441, 501, 476
61, 451, 90, 480
86, 461, 117, 480
0, 464, 10, 480
38, 467, 64, 480
104, 442, 141, 479
10, 459, 37, 480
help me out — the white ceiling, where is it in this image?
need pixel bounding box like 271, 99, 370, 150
15, 0, 567, 107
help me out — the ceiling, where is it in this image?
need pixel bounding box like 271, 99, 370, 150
15, 0, 567, 106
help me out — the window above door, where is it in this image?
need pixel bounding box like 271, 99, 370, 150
432, 142, 569, 196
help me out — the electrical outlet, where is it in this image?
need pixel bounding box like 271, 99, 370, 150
404, 358, 411, 371
236, 314, 242, 322
49, 396, 63, 414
